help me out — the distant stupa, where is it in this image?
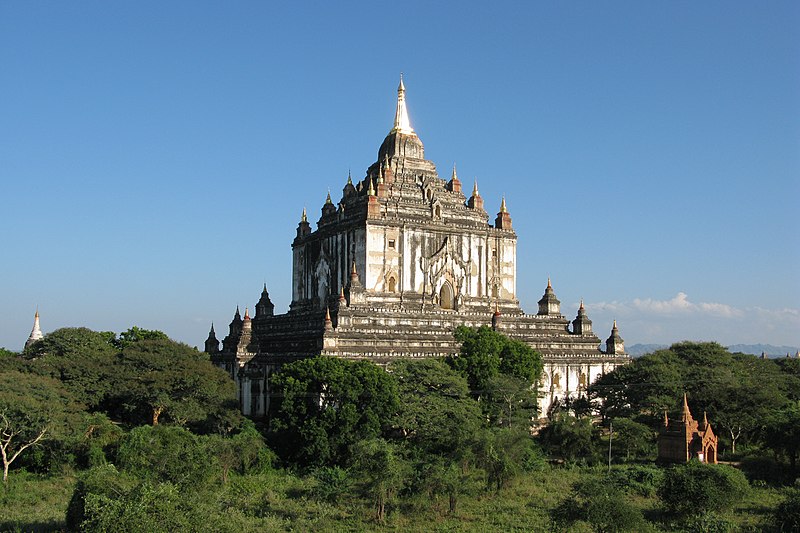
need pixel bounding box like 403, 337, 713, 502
25, 309, 44, 349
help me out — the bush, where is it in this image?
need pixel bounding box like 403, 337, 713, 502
66, 464, 137, 530
116, 425, 214, 487
773, 487, 800, 531
681, 511, 736, 533
553, 476, 647, 532
740, 454, 787, 485
608, 464, 664, 497
659, 461, 749, 517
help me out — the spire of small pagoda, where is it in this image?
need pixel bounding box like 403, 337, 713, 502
391, 74, 414, 135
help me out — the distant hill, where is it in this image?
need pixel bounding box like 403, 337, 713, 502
626, 343, 800, 358
728, 344, 800, 358
626, 344, 669, 357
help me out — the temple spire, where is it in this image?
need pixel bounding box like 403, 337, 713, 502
500, 196, 507, 213
301, 207, 307, 223
391, 74, 414, 134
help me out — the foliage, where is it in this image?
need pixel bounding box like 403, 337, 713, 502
0, 370, 84, 483
75, 412, 124, 468
448, 325, 542, 394
350, 438, 409, 521
113, 326, 169, 349
590, 342, 792, 456
270, 356, 398, 467
23, 327, 116, 360
610, 417, 655, 461
607, 464, 664, 497
659, 461, 749, 517
207, 420, 274, 484
537, 413, 599, 463
116, 425, 214, 487
773, 487, 800, 532
66, 464, 137, 530
553, 476, 648, 532
483, 373, 538, 428
110, 337, 241, 431
389, 358, 482, 456
762, 401, 800, 471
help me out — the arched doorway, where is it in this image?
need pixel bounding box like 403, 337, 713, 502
388, 276, 396, 293
439, 282, 454, 310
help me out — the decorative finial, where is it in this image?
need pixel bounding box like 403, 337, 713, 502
472, 179, 479, 196
612, 319, 617, 329
210, 322, 215, 334
347, 169, 352, 184
339, 287, 346, 302
325, 306, 331, 321
579, 298, 584, 310
301, 207, 307, 223
451, 164, 458, 181
351, 260, 357, 276
500, 196, 507, 213
391, 74, 414, 134
367, 178, 375, 196
325, 190, 332, 204
547, 277, 552, 289
244, 307, 250, 320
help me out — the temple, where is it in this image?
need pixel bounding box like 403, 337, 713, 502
207, 78, 630, 417
25, 309, 43, 349
658, 394, 718, 464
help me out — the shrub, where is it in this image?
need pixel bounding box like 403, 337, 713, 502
116, 425, 214, 487
66, 464, 137, 530
773, 488, 800, 531
553, 476, 647, 532
740, 454, 786, 485
608, 464, 665, 497
659, 461, 749, 517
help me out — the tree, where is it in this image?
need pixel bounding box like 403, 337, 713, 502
0, 370, 83, 485
610, 418, 655, 462
537, 413, 599, 463
388, 358, 484, 512
590, 342, 791, 456
110, 337, 240, 432
113, 326, 169, 349
350, 438, 409, 521
448, 326, 542, 399
389, 358, 482, 456
483, 373, 538, 429
762, 401, 800, 471
773, 488, 800, 531
270, 356, 398, 467
25, 328, 119, 411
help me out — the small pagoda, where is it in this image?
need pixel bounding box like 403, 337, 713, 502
657, 394, 718, 464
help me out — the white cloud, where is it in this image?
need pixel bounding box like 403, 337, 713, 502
587, 292, 799, 346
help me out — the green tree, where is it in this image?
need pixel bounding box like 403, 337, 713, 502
389, 358, 482, 456
448, 326, 542, 400
113, 326, 169, 349
537, 413, 598, 463
610, 418, 655, 462
658, 461, 749, 517
389, 358, 484, 512
0, 370, 83, 484
483, 373, 538, 429
110, 338, 240, 431
590, 342, 791, 456
23, 327, 116, 360
207, 420, 273, 484
350, 438, 409, 521
762, 401, 800, 471
773, 487, 800, 531
270, 356, 398, 467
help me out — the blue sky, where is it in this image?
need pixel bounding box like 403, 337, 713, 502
2, 2, 798, 351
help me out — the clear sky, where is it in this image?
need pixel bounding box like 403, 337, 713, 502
2, 2, 798, 351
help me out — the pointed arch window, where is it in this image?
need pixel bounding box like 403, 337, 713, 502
439, 282, 454, 310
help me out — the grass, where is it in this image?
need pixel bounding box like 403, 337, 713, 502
0, 471, 75, 532
0, 465, 792, 532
